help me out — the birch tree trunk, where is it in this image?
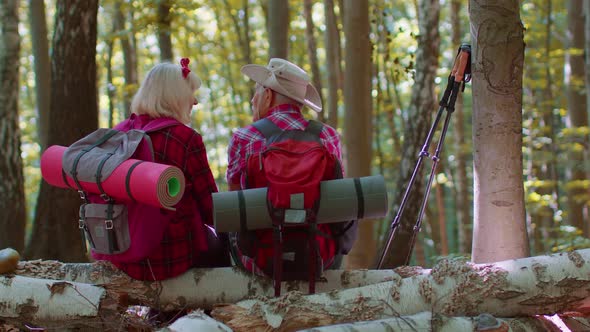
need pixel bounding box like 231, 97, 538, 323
298, 312, 559, 332
212, 249, 590, 331
469, 0, 529, 263
342, 0, 374, 269
15, 260, 403, 310
0, 0, 26, 253
0, 275, 120, 330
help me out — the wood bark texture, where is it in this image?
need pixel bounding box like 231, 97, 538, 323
14, 260, 402, 311
469, 0, 529, 263
212, 249, 590, 331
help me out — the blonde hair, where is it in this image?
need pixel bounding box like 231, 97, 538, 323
131, 62, 202, 124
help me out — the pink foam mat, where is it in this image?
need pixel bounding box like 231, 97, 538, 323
41, 145, 185, 210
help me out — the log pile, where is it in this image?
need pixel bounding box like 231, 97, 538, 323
1, 249, 590, 331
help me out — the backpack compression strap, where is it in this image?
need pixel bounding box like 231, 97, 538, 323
304, 120, 324, 138
251, 118, 282, 139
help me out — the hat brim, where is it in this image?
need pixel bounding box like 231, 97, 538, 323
241, 64, 322, 112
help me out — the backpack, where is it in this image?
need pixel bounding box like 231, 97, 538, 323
62, 115, 181, 263
230, 118, 355, 296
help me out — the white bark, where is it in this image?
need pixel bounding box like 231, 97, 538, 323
298, 312, 554, 332
469, 0, 529, 263
217, 249, 590, 329
159, 310, 232, 332
16, 260, 404, 310
0, 275, 111, 328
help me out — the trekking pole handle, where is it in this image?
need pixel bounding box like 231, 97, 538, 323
451, 45, 471, 83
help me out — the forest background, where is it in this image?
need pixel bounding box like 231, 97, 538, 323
1, 0, 586, 269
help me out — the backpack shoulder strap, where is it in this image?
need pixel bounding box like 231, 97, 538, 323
142, 117, 181, 133
304, 120, 324, 138
252, 118, 282, 139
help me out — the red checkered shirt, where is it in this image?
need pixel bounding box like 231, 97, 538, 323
226, 104, 343, 187
113, 115, 218, 280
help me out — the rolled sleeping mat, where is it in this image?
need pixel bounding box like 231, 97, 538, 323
41, 145, 185, 210
213, 175, 388, 232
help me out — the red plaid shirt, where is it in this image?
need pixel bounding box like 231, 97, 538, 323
113, 115, 218, 280
227, 104, 343, 187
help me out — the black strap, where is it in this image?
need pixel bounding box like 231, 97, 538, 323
79, 204, 95, 250
273, 224, 283, 297
125, 161, 144, 201
252, 118, 282, 139
353, 178, 365, 219
95, 152, 115, 198
61, 169, 74, 189
304, 120, 324, 138
106, 203, 119, 253
238, 190, 248, 232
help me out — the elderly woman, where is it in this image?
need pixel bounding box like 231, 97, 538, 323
96, 59, 229, 280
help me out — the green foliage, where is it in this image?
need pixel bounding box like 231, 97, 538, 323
552, 225, 590, 252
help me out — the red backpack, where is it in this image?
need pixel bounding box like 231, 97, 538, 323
230, 118, 353, 296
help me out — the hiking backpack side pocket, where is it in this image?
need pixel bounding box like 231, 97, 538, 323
79, 203, 130, 255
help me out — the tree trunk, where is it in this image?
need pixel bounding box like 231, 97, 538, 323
0, 0, 26, 253
342, 0, 374, 269
268, 0, 289, 59
212, 249, 590, 331
28, 0, 51, 150
303, 0, 325, 121
435, 170, 449, 256
106, 29, 115, 128
296, 312, 561, 332
450, 0, 472, 255
25, 0, 99, 262
15, 260, 402, 310
0, 275, 120, 330
159, 310, 232, 331
323, 0, 342, 129
157, 0, 173, 62
377, 0, 440, 269
528, 0, 559, 254
469, 0, 529, 263
566, 0, 588, 234
115, 0, 138, 118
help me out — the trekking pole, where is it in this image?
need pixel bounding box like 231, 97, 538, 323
376, 44, 472, 269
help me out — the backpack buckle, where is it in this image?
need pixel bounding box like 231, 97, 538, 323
104, 219, 113, 229
100, 193, 112, 202
78, 219, 85, 229
78, 190, 86, 200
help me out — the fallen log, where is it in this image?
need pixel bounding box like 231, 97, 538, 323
0, 275, 121, 330
211, 249, 590, 330
296, 312, 566, 332
157, 310, 232, 332
14, 260, 406, 311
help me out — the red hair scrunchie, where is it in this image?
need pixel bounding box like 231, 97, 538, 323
180, 58, 191, 79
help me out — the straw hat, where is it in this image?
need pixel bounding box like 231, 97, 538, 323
241, 58, 322, 112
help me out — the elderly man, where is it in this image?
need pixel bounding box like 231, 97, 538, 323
226, 58, 357, 283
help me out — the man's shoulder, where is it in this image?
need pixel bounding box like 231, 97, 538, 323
232, 124, 264, 141
312, 120, 339, 137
